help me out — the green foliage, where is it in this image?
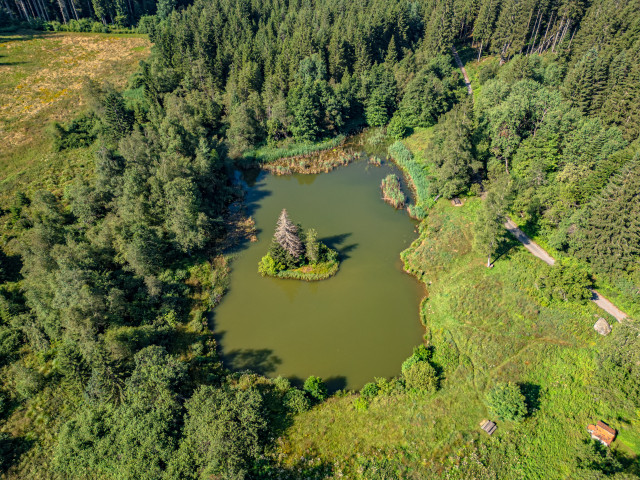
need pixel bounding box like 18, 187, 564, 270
11, 363, 44, 399
360, 382, 379, 400
305, 228, 319, 264
485, 382, 527, 422
303, 376, 328, 402
353, 396, 369, 411
284, 388, 310, 414
380, 174, 405, 209
51, 112, 98, 151
387, 114, 409, 140
169, 385, 267, 479
258, 253, 279, 277
537, 259, 593, 303
402, 361, 438, 393
401, 345, 432, 373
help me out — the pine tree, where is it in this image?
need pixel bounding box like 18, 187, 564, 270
305, 228, 319, 264
274, 209, 303, 258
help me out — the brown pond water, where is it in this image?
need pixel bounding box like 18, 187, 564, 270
212, 159, 425, 390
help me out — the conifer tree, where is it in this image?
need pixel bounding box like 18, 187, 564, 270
274, 209, 303, 258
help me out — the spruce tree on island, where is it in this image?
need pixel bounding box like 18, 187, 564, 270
274, 209, 303, 258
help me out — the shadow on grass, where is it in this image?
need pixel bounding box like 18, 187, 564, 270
493, 231, 522, 264
519, 382, 541, 415
0, 433, 34, 473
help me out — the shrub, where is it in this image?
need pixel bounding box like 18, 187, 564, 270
51, 112, 97, 151
486, 382, 527, 421
353, 397, 369, 411
401, 345, 431, 373
273, 376, 291, 392
387, 114, 408, 139
258, 254, 278, 276
537, 259, 593, 303
303, 376, 328, 402
360, 382, 379, 399
12, 364, 44, 399
284, 388, 310, 414
403, 362, 438, 393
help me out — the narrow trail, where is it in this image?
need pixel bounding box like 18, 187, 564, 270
451, 46, 472, 95
450, 46, 629, 323
504, 216, 628, 322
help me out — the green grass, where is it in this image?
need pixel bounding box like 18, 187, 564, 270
0, 30, 150, 205
387, 140, 435, 218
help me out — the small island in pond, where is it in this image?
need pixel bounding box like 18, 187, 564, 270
258, 209, 339, 281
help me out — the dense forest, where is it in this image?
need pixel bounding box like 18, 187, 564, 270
1, 0, 639, 477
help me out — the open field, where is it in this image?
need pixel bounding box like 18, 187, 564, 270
0, 30, 150, 202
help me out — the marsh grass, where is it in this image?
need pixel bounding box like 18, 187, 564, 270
244, 136, 345, 164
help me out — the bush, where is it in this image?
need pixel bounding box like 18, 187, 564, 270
353, 397, 369, 411
401, 345, 431, 373
284, 388, 310, 414
537, 259, 593, 303
387, 114, 408, 139
303, 376, 328, 401
360, 382, 379, 399
486, 382, 527, 421
12, 364, 44, 399
258, 254, 278, 276
51, 112, 98, 151
403, 362, 438, 393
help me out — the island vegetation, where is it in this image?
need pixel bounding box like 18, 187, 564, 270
258, 209, 339, 281
381, 174, 406, 209
0, 0, 639, 478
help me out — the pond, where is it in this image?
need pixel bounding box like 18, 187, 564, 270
212, 159, 425, 390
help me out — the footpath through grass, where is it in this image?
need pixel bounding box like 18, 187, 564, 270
273, 132, 640, 479
0, 30, 150, 203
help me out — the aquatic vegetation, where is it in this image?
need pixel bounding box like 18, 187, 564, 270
381, 174, 405, 209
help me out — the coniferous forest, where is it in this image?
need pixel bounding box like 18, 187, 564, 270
0, 0, 640, 478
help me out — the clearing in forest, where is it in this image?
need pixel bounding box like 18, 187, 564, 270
0, 30, 150, 198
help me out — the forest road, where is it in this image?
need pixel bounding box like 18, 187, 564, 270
504, 217, 629, 322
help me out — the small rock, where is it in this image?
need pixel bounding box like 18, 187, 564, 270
594, 318, 612, 336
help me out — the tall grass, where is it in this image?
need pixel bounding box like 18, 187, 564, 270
387, 141, 434, 218
243, 136, 345, 164
380, 174, 405, 209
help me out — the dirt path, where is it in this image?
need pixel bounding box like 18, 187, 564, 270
451, 46, 472, 95
504, 218, 555, 266
504, 217, 628, 322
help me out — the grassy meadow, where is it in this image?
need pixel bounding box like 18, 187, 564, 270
0, 30, 150, 204
273, 131, 640, 479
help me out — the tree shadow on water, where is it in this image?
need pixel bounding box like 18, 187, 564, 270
223, 348, 282, 376
321, 233, 358, 261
